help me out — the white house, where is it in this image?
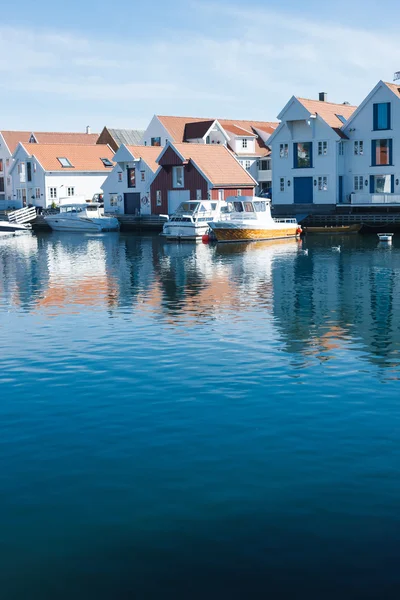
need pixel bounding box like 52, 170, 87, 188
268, 93, 357, 212
341, 81, 400, 205
0, 129, 99, 209
140, 115, 277, 193
102, 145, 161, 215
9, 143, 114, 208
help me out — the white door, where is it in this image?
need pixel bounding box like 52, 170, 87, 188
218, 189, 224, 201
167, 190, 190, 214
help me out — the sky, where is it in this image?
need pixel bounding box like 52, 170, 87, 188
1, 0, 400, 133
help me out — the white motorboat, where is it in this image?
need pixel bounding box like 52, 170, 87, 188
44, 203, 119, 232
377, 233, 393, 243
208, 197, 301, 243
162, 200, 224, 240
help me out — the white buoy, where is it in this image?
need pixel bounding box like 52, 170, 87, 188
377, 233, 393, 243
332, 245, 341, 252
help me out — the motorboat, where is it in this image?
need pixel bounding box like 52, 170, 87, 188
162, 200, 225, 240
208, 197, 301, 243
44, 203, 119, 232
303, 224, 361, 234
377, 233, 393, 243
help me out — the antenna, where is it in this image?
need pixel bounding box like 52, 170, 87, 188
394, 72, 400, 81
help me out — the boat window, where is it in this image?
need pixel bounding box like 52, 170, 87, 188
253, 201, 266, 212
243, 202, 254, 213
86, 206, 98, 211
233, 201, 243, 212
211, 203, 217, 210
199, 204, 207, 212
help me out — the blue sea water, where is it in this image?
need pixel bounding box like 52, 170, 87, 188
1, 231, 400, 599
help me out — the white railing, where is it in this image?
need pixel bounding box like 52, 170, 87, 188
350, 193, 400, 205
257, 169, 272, 182
8, 206, 37, 224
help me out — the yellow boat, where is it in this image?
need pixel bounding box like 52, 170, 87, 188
303, 224, 361, 234
208, 197, 301, 243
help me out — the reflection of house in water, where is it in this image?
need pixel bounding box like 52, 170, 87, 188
0, 235, 49, 311
272, 240, 400, 368
34, 236, 119, 314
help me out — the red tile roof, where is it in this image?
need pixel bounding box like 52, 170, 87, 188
296, 98, 357, 129
125, 145, 162, 173
1, 130, 99, 154
156, 115, 277, 158
383, 81, 400, 98
222, 123, 256, 137
21, 143, 114, 172
171, 143, 256, 187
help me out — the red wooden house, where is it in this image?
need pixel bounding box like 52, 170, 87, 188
150, 142, 257, 214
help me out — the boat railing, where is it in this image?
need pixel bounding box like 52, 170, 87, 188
273, 218, 298, 224
218, 212, 258, 221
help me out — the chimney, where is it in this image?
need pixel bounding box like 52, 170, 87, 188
319, 92, 327, 102
86, 125, 91, 134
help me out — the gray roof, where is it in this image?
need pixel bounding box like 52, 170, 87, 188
107, 128, 145, 146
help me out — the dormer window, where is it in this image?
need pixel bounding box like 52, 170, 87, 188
29, 134, 37, 143
101, 158, 113, 167
57, 157, 73, 168
242, 139, 248, 149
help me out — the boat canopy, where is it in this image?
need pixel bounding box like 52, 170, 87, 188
175, 201, 218, 215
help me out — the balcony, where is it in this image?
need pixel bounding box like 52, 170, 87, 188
349, 193, 400, 205
257, 169, 272, 182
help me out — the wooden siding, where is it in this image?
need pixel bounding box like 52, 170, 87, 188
97, 127, 118, 152
150, 162, 208, 214
210, 188, 254, 200
158, 146, 183, 166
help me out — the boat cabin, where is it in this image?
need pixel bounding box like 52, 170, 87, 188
169, 200, 222, 224
59, 203, 103, 217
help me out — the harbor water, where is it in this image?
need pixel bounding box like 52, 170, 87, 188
1, 232, 400, 599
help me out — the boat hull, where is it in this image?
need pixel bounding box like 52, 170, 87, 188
44, 216, 119, 232
162, 223, 210, 240
0, 222, 32, 234
209, 224, 299, 243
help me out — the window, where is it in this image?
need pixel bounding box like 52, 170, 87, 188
354, 176, 363, 191
373, 174, 393, 193
318, 176, 328, 191
49, 187, 57, 199
318, 141, 328, 156
140, 171, 145, 182
35, 188, 40, 198
336, 114, 347, 125
16, 189, 22, 200
33, 162, 36, 172
242, 139, 248, 149
57, 157, 73, 168
101, 158, 113, 167
338, 142, 344, 156
156, 190, 162, 206
172, 166, 184, 188
67, 187, 75, 196
294, 142, 312, 168
196, 189, 202, 200
373, 102, 391, 131
280, 143, 288, 158
237, 189, 242, 196
0, 159, 3, 171
151, 137, 161, 147
280, 177, 285, 192
206, 136, 210, 144
259, 159, 271, 170
372, 139, 392, 166
27, 162, 32, 182
7, 177, 10, 185
127, 168, 136, 188
118, 172, 123, 182
354, 141, 363, 155
19, 163, 26, 182
245, 160, 251, 169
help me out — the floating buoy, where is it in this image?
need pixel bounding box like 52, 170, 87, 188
202, 234, 210, 244
296, 227, 302, 236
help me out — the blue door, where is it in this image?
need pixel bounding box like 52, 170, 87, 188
294, 177, 313, 204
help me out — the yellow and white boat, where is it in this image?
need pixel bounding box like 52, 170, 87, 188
208, 197, 301, 243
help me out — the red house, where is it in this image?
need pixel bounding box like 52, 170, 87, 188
150, 142, 257, 214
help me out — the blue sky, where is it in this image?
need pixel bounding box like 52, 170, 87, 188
1, 0, 399, 132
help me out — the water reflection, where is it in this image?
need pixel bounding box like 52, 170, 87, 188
1, 232, 400, 369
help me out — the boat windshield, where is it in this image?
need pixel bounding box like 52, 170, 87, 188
60, 205, 86, 213
175, 202, 200, 215
253, 201, 267, 212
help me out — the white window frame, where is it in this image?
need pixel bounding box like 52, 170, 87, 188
279, 143, 289, 158
67, 187, 75, 197
49, 187, 57, 199
35, 187, 40, 198
354, 140, 364, 156
279, 177, 285, 192
318, 141, 328, 156
172, 166, 184, 188
242, 139, 248, 149
196, 189, 202, 200
156, 190, 162, 206
338, 142, 344, 156
237, 189, 242, 196
318, 176, 328, 191
354, 176, 364, 192
245, 160, 251, 170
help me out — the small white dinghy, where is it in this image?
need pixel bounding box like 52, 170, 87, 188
377, 233, 394, 243
0, 206, 36, 237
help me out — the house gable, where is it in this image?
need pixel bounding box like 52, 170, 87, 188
158, 145, 185, 166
